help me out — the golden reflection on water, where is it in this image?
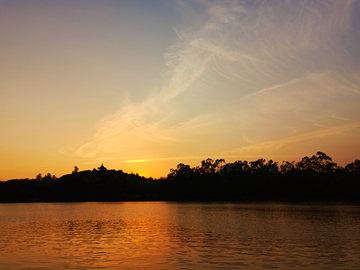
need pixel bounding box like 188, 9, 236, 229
0, 202, 359, 269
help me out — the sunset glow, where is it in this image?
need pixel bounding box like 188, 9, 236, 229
1, 0, 359, 180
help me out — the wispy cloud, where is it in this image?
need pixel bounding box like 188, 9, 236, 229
125, 155, 208, 163
75, 0, 360, 166
226, 122, 360, 155
246, 74, 316, 98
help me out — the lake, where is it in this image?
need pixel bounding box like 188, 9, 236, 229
0, 202, 359, 269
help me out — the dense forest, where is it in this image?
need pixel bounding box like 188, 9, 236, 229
1, 152, 359, 203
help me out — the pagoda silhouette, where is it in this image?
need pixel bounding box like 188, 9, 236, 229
98, 164, 107, 170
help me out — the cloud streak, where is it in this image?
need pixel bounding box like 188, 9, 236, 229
226, 122, 360, 155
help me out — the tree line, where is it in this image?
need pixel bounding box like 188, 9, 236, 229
0, 152, 359, 202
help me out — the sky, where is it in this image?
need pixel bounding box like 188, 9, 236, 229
1, 0, 359, 180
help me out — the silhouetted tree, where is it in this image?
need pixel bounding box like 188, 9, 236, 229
250, 158, 266, 171
280, 161, 296, 173
345, 160, 360, 173
223, 160, 250, 174
195, 158, 225, 174
168, 163, 193, 179
296, 152, 337, 173
200, 158, 215, 174
72, 166, 79, 174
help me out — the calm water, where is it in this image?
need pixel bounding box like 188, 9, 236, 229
0, 202, 359, 270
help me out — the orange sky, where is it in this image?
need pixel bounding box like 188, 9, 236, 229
1, 0, 359, 180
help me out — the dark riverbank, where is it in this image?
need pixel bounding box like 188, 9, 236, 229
1, 152, 359, 203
